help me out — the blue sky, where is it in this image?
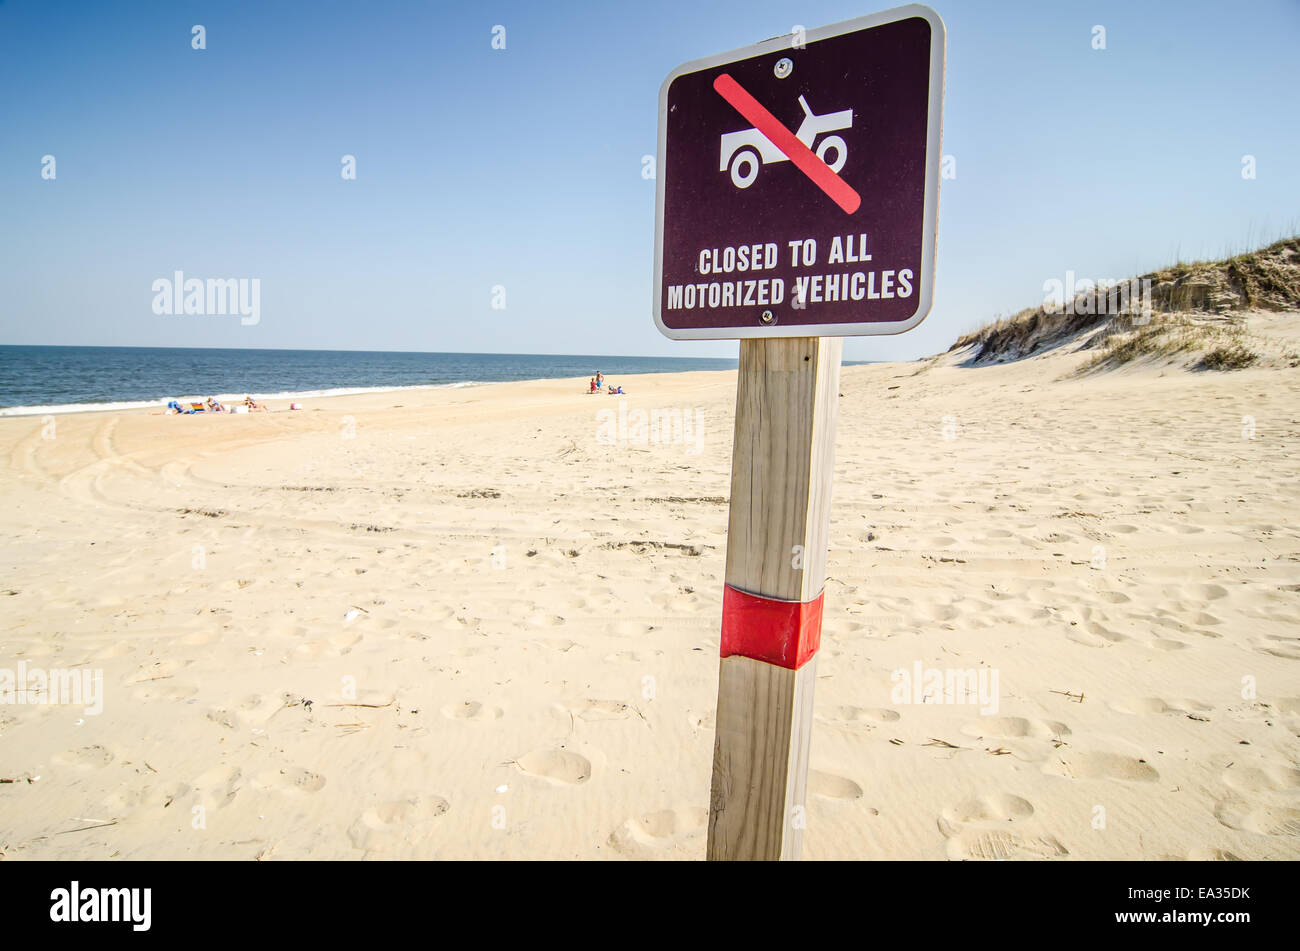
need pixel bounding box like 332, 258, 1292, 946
1, 0, 1297, 361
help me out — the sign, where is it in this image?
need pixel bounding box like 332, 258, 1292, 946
653, 5, 946, 339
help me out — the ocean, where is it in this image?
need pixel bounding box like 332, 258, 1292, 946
0, 346, 744, 416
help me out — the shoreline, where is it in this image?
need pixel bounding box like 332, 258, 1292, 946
0, 379, 498, 419
0, 353, 889, 420
0, 371, 730, 420
0, 346, 752, 419
0, 363, 752, 424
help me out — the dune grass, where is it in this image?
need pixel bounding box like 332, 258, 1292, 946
950, 236, 1297, 369
1075, 314, 1259, 373
1198, 344, 1260, 370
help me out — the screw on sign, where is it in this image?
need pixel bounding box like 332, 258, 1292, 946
651, 5, 945, 861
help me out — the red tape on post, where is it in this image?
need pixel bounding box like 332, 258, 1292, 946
720, 585, 824, 670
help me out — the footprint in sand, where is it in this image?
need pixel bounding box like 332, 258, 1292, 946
293, 630, 363, 659
1253, 638, 1300, 661
1109, 696, 1212, 716
607, 807, 707, 856
924, 604, 960, 622
566, 699, 636, 722
1094, 590, 1132, 604
1041, 752, 1159, 783
808, 769, 863, 800
941, 793, 1035, 824
924, 535, 959, 548
208, 693, 287, 730
817, 705, 901, 725
440, 700, 503, 720
960, 716, 1070, 740
990, 597, 1045, 621
942, 827, 1068, 861
191, 765, 242, 809
1189, 583, 1229, 601
253, 766, 326, 795
937, 792, 1065, 860
1065, 621, 1130, 648
1213, 798, 1300, 837
206, 707, 238, 730
348, 796, 450, 852
53, 745, 114, 769
104, 780, 191, 812
1222, 763, 1300, 794
515, 749, 591, 785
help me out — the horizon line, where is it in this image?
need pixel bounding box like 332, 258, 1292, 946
0, 342, 743, 360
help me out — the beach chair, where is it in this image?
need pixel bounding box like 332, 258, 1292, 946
189, 402, 206, 413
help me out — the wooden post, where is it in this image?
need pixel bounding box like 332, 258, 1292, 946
707, 335, 842, 861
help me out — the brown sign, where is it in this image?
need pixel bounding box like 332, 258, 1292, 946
653, 5, 946, 339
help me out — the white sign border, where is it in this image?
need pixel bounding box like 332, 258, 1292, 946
652, 3, 947, 340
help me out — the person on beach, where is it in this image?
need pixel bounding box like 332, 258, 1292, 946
589, 378, 598, 393
206, 396, 225, 412
244, 395, 267, 412
595, 371, 603, 387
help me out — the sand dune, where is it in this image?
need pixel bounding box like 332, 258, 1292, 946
1, 314, 1298, 860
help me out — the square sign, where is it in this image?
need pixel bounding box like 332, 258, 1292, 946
653, 4, 946, 339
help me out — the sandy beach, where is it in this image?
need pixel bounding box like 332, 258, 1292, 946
2, 313, 1299, 861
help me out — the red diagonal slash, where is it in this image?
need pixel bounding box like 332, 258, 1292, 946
713, 72, 861, 214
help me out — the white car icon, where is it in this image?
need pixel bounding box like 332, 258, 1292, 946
719, 95, 853, 189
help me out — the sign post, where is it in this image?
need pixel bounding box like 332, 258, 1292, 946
653, 5, 945, 860
710, 335, 840, 860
